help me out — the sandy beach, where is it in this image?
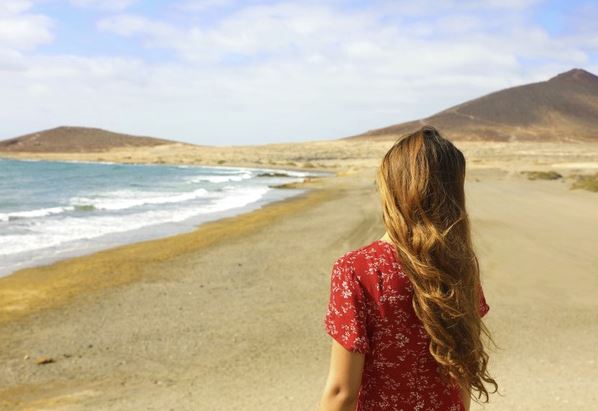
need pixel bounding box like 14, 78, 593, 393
1, 142, 598, 410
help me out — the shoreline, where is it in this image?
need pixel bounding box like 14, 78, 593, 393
0, 175, 336, 327
0, 152, 334, 175
0, 154, 333, 175
0, 157, 334, 277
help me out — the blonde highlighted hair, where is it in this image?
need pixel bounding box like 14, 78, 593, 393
376, 126, 497, 402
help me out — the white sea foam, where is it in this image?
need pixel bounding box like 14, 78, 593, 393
184, 173, 252, 184
193, 185, 270, 214
0, 159, 325, 275
0, 206, 74, 221
255, 168, 310, 177
0, 186, 271, 257
0, 188, 214, 222
50, 159, 119, 166
69, 188, 211, 211
7, 158, 42, 162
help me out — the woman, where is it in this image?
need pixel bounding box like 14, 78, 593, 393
318, 126, 497, 411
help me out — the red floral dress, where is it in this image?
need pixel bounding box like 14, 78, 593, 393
324, 240, 490, 411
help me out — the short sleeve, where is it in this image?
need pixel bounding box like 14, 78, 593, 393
324, 256, 370, 354
479, 284, 490, 318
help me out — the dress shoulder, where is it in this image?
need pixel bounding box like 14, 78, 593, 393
335, 240, 395, 280
336, 240, 386, 267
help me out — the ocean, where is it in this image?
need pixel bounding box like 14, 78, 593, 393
0, 158, 328, 276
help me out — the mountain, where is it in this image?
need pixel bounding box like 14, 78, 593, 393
0, 126, 183, 153
344, 68, 598, 142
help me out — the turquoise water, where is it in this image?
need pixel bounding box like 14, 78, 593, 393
0, 158, 326, 276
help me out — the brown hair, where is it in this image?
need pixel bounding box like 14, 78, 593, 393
375, 126, 497, 402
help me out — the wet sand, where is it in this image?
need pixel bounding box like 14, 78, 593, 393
1, 161, 597, 410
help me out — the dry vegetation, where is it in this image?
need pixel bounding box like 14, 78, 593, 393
570, 172, 598, 192
520, 170, 563, 180
2, 139, 598, 176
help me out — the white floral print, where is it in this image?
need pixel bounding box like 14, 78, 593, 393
324, 240, 490, 411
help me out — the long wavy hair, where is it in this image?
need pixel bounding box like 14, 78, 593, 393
375, 126, 497, 402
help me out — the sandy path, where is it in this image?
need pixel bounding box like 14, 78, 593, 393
1, 167, 597, 410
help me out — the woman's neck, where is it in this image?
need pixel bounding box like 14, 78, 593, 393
379, 232, 393, 244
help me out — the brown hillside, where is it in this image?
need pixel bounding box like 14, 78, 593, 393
0, 126, 182, 153
345, 68, 598, 142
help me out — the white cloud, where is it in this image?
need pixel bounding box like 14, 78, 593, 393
0, 1, 596, 144
177, 0, 234, 12
479, 0, 541, 9
0, 48, 25, 71
434, 14, 482, 33
0, 0, 32, 15
0, 0, 52, 71
97, 14, 175, 37
377, 0, 543, 16
97, 2, 585, 77
70, 0, 138, 11
0, 14, 53, 49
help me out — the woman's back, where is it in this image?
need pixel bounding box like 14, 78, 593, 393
324, 239, 489, 411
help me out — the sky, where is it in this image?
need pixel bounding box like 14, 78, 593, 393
1, 0, 597, 146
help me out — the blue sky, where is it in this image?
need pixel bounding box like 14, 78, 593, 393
0, 0, 596, 145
